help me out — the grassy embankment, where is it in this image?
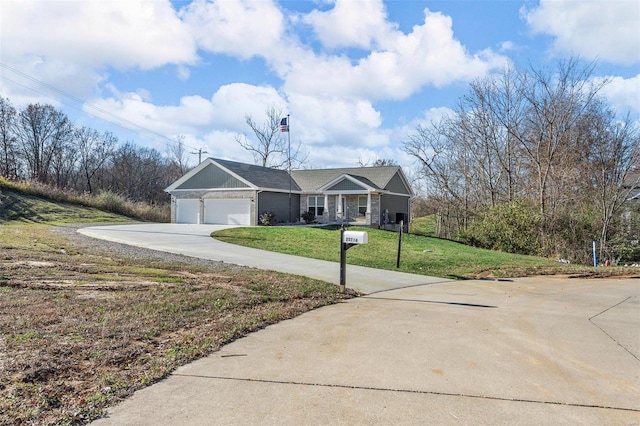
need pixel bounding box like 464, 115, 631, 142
213, 217, 625, 279
0, 182, 351, 425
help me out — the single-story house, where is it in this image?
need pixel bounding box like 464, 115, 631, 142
164, 158, 413, 229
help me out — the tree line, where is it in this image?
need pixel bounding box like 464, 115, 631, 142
404, 58, 640, 264
0, 98, 185, 205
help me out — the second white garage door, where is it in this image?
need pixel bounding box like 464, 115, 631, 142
204, 199, 251, 225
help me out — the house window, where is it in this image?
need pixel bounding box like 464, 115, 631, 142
358, 196, 367, 217
308, 196, 325, 216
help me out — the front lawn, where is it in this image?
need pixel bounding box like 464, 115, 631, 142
212, 226, 586, 279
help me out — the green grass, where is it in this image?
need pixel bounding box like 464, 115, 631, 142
0, 187, 133, 225
212, 225, 580, 279
409, 215, 436, 236
0, 177, 169, 222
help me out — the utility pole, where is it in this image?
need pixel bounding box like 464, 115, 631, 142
190, 148, 208, 164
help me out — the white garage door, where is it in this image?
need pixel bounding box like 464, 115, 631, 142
204, 199, 251, 225
176, 199, 200, 224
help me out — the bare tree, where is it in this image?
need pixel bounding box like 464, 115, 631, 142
14, 103, 73, 184
167, 135, 191, 176
236, 106, 307, 169
358, 157, 398, 167
75, 127, 117, 193
580, 106, 640, 259
50, 135, 77, 188
108, 142, 172, 203
0, 97, 19, 179
513, 59, 606, 241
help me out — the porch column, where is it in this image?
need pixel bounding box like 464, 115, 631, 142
366, 192, 371, 223
324, 194, 329, 221
337, 193, 342, 220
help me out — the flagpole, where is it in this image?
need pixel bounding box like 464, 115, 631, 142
287, 113, 291, 223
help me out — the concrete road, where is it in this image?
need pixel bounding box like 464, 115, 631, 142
93, 276, 639, 425
81, 224, 640, 424
78, 223, 450, 294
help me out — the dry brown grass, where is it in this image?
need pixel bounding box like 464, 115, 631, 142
0, 225, 354, 425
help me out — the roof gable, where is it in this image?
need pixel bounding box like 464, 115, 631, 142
176, 163, 249, 190
385, 172, 411, 195
165, 158, 301, 193
320, 174, 377, 192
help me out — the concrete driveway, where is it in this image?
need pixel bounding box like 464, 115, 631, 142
81, 224, 640, 424
78, 223, 450, 294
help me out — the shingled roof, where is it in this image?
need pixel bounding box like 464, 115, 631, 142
166, 158, 410, 195
214, 158, 301, 191
290, 166, 400, 192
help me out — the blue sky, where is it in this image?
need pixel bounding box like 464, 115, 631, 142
1, 0, 639, 170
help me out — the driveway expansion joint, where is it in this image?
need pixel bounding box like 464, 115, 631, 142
172, 373, 640, 413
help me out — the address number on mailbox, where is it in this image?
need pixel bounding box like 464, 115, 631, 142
342, 231, 368, 244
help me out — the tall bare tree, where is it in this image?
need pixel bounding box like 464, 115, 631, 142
167, 135, 190, 177
0, 97, 18, 179
513, 59, 607, 242
108, 142, 172, 204
579, 105, 640, 258
75, 127, 117, 193
235, 106, 307, 169
14, 103, 73, 184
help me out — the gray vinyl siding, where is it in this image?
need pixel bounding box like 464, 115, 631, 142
327, 179, 365, 191
177, 164, 249, 190
258, 192, 300, 223
385, 172, 410, 194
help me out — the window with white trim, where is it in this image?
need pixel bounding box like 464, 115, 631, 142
358, 196, 367, 217
308, 196, 325, 216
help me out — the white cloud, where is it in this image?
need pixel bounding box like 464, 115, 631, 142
596, 74, 640, 115
286, 92, 386, 148
2, 1, 196, 70
210, 83, 288, 129
0, 0, 197, 101
524, 0, 640, 65
84, 82, 288, 152
200, 130, 256, 164
303, 0, 395, 49
392, 106, 455, 143
282, 8, 509, 101
181, 0, 285, 59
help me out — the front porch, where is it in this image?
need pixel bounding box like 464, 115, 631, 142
303, 193, 380, 226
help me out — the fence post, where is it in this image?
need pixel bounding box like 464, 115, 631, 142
396, 220, 403, 268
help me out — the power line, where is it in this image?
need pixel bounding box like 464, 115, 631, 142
0, 62, 204, 153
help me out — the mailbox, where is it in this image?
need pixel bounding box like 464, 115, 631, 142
342, 231, 368, 245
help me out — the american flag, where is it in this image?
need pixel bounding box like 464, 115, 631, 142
280, 117, 289, 132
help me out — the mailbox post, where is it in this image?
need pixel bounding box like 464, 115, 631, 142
340, 227, 368, 292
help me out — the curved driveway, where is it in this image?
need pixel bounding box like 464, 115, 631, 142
82, 224, 640, 424
78, 223, 450, 294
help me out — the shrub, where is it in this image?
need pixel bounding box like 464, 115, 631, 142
301, 211, 315, 224
96, 191, 125, 213
460, 199, 542, 255
259, 211, 275, 226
